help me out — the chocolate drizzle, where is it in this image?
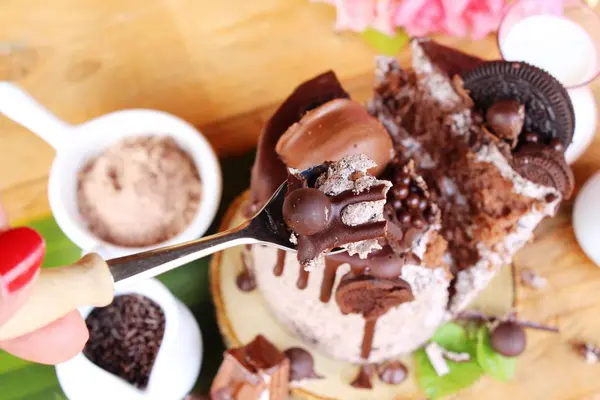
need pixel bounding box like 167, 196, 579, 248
296, 185, 388, 265
237, 244, 256, 292
361, 319, 377, 360
273, 249, 286, 276
350, 364, 375, 389
297, 266, 310, 289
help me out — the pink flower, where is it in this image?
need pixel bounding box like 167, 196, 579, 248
314, 0, 567, 39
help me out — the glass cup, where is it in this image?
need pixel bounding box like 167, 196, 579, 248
497, 0, 600, 163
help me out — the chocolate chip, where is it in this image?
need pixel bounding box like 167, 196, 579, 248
524, 132, 539, 144
392, 185, 409, 200
283, 188, 332, 236
485, 99, 525, 141
405, 194, 421, 209
491, 321, 526, 357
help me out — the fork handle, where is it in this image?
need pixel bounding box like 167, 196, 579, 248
0, 253, 114, 341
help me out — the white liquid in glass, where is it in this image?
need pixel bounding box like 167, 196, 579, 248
502, 14, 597, 87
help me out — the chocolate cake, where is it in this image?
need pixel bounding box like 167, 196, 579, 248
239, 38, 573, 367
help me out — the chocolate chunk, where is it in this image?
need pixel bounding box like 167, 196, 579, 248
83, 295, 165, 389
335, 274, 414, 319
275, 99, 394, 176
236, 269, 256, 292
249, 71, 349, 214
491, 321, 527, 357
295, 185, 388, 266
283, 347, 323, 381
350, 365, 375, 389
512, 144, 574, 198
413, 37, 484, 78
377, 361, 408, 385
211, 335, 289, 400
461, 61, 575, 148
485, 100, 525, 144
283, 188, 332, 236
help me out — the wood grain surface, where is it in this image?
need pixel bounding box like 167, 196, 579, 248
1, 1, 600, 399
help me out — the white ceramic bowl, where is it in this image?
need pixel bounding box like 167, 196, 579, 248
0, 82, 222, 258
573, 170, 600, 267
55, 278, 203, 400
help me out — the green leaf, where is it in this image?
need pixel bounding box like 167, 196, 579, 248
361, 28, 409, 55
415, 323, 483, 399
476, 326, 517, 381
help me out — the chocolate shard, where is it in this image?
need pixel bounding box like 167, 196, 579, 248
413, 37, 484, 78
276, 99, 394, 176
248, 72, 349, 214
211, 335, 290, 400
335, 274, 414, 319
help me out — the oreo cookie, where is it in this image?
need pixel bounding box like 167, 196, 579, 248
512, 144, 574, 199
461, 61, 575, 148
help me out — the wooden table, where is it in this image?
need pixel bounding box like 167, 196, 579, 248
1, 1, 600, 399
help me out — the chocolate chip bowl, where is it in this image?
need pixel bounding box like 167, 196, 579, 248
210, 38, 574, 399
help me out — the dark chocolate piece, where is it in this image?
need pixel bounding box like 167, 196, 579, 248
485, 100, 525, 145
491, 321, 527, 357
335, 274, 414, 319
350, 365, 375, 389
83, 295, 165, 389
377, 361, 408, 385
512, 144, 574, 198
211, 335, 289, 400
248, 72, 349, 214
276, 98, 394, 176
282, 188, 332, 236
283, 347, 323, 381
295, 185, 388, 266
461, 61, 575, 148
414, 37, 484, 78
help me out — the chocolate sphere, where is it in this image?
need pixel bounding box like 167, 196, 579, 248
491, 321, 526, 357
283, 188, 332, 236
393, 185, 410, 200
405, 194, 421, 209
524, 132, 539, 144
485, 100, 525, 140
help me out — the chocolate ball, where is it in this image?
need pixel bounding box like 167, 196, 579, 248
405, 194, 421, 209
283, 188, 332, 236
491, 321, 526, 357
524, 132, 539, 144
418, 198, 429, 211
393, 185, 410, 200
485, 100, 525, 140
550, 139, 564, 152
395, 173, 411, 186
398, 211, 412, 225
411, 214, 425, 229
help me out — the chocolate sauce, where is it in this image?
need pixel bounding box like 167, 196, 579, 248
273, 249, 286, 277
350, 365, 375, 389
361, 319, 377, 360
297, 266, 310, 289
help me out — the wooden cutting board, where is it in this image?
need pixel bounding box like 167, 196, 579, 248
1, 1, 600, 399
